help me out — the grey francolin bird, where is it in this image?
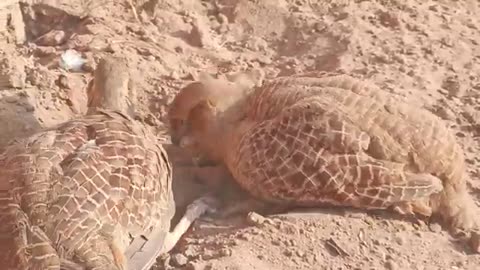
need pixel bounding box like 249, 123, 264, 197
168, 71, 480, 253
0, 56, 217, 270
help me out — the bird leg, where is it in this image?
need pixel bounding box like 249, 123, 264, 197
207, 197, 290, 219
191, 166, 290, 219
109, 237, 127, 270
160, 194, 219, 253
127, 194, 219, 270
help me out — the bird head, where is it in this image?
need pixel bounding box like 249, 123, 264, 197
168, 73, 250, 162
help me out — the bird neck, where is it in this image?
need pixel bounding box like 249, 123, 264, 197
208, 96, 250, 163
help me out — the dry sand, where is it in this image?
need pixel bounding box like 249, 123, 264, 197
0, 0, 479, 269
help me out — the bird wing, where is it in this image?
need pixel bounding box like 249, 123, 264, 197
230, 96, 442, 209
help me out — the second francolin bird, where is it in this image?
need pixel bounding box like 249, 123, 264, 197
168, 71, 480, 253
0, 56, 217, 270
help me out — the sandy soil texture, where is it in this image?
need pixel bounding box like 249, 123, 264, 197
0, 0, 479, 269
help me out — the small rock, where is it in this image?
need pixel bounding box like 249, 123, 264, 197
56, 75, 70, 89
271, 239, 281, 246
428, 223, 442, 233
237, 233, 252, 241
183, 246, 197, 258
469, 231, 480, 253
250, 228, 262, 235
245, 37, 268, 52
136, 47, 153, 57
313, 22, 327, 32
376, 10, 400, 29
434, 106, 456, 121
184, 262, 203, 270
126, 24, 145, 35
81, 60, 95, 73
442, 75, 465, 97
169, 70, 181, 80
106, 42, 121, 53
35, 30, 66, 46
147, 55, 156, 62
305, 254, 315, 264
283, 249, 293, 257
219, 247, 232, 257
246, 212, 266, 226
200, 250, 218, 261
24, 104, 35, 112
394, 235, 406, 245
295, 249, 305, 257
414, 231, 423, 237
292, 257, 302, 265
385, 259, 398, 270
171, 253, 188, 267
4, 95, 18, 103
217, 13, 228, 25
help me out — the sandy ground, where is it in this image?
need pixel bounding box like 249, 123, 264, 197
1, 0, 480, 269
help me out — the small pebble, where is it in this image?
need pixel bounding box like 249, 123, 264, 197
295, 249, 305, 257
394, 235, 406, 245
219, 247, 232, 257
385, 259, 398, 270
237, 233, 252, 241
246, 211, 267, 226
185, 262, 205, 270
283, 249, 293, 257
442, 76, 465, 97
171, 253, 188, 267
271, 239, 281, 246
469, 231, 480, 253
4, 95, 18, 103
428, 223, 442, 233
57, 75, 69, 89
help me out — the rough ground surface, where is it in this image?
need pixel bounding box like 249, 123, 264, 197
0, 0, 479, 269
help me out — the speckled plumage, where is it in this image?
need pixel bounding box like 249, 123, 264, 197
0, 57, 216, 270
169, 72, 480, 249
